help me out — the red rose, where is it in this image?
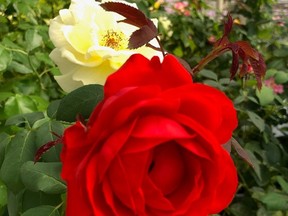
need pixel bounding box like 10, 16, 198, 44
61, 54, 238, 216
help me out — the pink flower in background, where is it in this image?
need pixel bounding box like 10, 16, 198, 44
264, 77, 284, 94
174, 1, 188, 11
164, 0, 190, 16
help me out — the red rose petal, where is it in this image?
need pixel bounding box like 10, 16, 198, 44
61, 121, 88, 180
149, 142, 185, 195
108, 152, 151, 214
122, 137, 170, 154
165, 148, 203, 209
132, 115, 194, 139
208, 151, 238, 213
105, 54, 192, 97
87, 85, 161, 142
102, 180, 133, 215
65, 180, 94, 215
142, 177, 175, 211
163, 84, 237, 144
97, 120, 137, 182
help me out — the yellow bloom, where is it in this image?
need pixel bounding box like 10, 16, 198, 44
49, 0, 161, 92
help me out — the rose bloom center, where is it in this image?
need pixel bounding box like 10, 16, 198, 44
99, 30, 128, 50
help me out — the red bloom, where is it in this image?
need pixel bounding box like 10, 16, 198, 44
61, 54, 238, 216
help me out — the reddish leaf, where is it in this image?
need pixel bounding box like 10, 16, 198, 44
250, 53, 266, 89
230, 138, 255, 168
100, 2, 158, 50
222, 141, 232, 153
128, 25, 158, 49
34, 134, 63, 163
191, 13, 266, 89
224, 13, 233, 36
214, 35, 229, 47
236, 41, 259, 60
230, 51, 239, 79
229, 43, 240, 79
101, 2, 146, 25
174, 56, 192, 75
239, 61, 249, 77
100, 2, 156, 30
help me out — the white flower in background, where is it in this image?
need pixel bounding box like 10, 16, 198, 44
158, 16, 173, 37
49, 0, 161, 92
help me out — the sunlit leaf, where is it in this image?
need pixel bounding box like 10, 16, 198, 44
256, 86, 274, 106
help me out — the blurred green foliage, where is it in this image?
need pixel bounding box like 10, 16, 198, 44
0, 0, 287, 215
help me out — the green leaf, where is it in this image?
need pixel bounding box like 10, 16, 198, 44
199, 69, 218, 80
273, 47, 288, 58
21, 205, 60, 216
256, 86, 275, 106
0, 132, 11, 167
0, 92, 13, 102
4, 94, 38, 117
173, 47, 183, 57
8, 60, 33, 74
264, 143, 281, 165
229, 201, 255, 216
25, 29, 43, 51
34, 120, 64, 162
203, 80, 220, 88
264, 69, 277, 79
260, 192, 288, 211
5, 112, 44, 128
0, 130, 35, 193
0, 179, 7, 209
0, 46, 12, 72
21, 161, 66, 194
274, 71, 288, 84
30, 96, 49, 111
35, 52, 55, 66
275, 176, 288, 194
56, 84, 104, 122
247, 111, 265, 132
47, 100, 61, 119
7, 190, 24, 216
234, 95, 245, 105
21, 191, 62, 213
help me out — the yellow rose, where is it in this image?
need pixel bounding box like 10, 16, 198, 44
49, 0, 161, 92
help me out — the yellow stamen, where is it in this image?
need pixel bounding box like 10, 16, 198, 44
99, 30, 127, 51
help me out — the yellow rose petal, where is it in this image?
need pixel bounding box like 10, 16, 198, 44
64, 25, 94, 54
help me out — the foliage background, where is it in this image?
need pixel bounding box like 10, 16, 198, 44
0, 0, 287, 215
